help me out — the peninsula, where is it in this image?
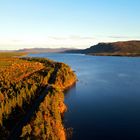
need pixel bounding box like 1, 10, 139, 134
0, 52, 76, 140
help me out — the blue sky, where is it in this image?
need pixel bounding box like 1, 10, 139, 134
0, 0, 140, 50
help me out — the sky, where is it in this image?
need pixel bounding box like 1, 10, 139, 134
0, 0, 140, 50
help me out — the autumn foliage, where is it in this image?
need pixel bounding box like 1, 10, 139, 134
0, 53, 76, 140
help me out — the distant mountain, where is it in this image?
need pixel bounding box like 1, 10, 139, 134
16, 48, 78, 53
0, 50, 14, 52
65, 41, 140, 56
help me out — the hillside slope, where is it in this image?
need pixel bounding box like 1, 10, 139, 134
84, 41, 140, 56
65, 41, 140, 56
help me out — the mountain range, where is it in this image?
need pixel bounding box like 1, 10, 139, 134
16, 48, 76, 53
1, 40, 140, 56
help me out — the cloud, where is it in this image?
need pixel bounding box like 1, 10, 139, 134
1, 34, 139, 50
0, 35, 97, 50
48, 36, 96, 40
69, 36, 96, 40
48, 36, 67, 40
11, 40, 23, 43
108, 35, 140, 39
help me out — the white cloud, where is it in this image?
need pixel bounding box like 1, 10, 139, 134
108, 35, 140, 39
0, 35, 139, 50
0, 35, 97, 50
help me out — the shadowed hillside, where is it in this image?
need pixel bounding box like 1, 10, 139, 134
65, 41, 140, 56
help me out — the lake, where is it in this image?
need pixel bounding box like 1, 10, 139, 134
29, 53, 140, 140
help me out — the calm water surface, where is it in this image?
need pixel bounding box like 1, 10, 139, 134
29, 53, 140, 140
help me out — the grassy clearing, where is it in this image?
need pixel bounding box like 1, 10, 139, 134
0, 52, 27, 58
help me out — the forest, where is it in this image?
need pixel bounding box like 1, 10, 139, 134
0, 53, 76, 140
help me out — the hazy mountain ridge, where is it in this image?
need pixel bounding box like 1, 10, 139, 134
1, 40, 140, 56
0, 48, 77, 53
16, 48, 76, 53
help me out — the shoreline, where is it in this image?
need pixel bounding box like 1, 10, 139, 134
86, 53, 140, 57
0, 54, 77, 140
20, 58, 77, 140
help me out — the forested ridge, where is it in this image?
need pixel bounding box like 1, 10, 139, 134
0, 53, 76, 140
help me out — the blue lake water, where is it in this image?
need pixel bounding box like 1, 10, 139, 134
29, 53, 140, 140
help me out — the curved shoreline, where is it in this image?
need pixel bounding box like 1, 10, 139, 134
0, 55, 76, 140
20, 58, 77, 140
